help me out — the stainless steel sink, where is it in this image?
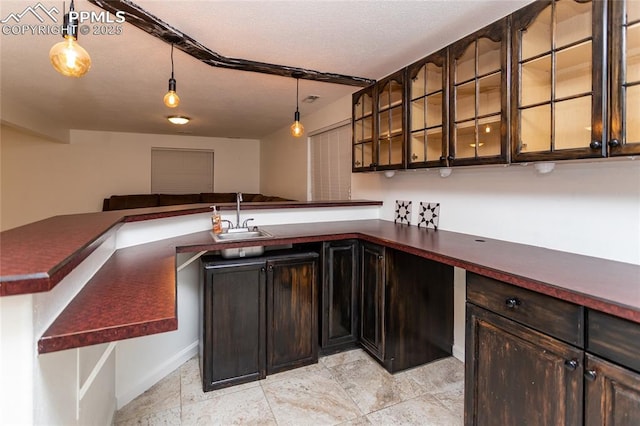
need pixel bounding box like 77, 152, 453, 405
211, 227, 274, 258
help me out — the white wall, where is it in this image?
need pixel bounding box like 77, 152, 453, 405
352, 161, 640, 265
260, 95, 352, 201
0, 125, 261, 231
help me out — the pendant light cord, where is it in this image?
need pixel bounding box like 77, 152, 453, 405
295, 78, 299, 113
170, 44, 175, 79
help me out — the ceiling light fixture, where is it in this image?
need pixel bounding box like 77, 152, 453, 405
167, 116, 190, 125
163, 44, 180, 108
49, 0, 91, 78
290, 74, 304, 138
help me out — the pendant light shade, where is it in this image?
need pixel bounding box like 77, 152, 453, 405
164, 44, 180, 108
290, 77, 304, 138
49, 1, 91, 78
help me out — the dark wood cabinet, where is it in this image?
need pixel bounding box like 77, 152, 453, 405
360, 243, 454, 373
448, 18, 509, 166
465, 303, 583, 425
352, 86, 376, 172
584, 354, 640, 426
320, 240, 359, 354
200, 258, 266, 391
201, 251, 318, 390
407, 48, 449, 168
266, 253, 319, 374
466, 272, 640, 425
359, 242, 386, 361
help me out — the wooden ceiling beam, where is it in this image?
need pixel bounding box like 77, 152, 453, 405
87, 0, 375, 87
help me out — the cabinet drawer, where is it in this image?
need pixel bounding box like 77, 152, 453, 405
466, 273, 584, 347
587, 310, 640, 373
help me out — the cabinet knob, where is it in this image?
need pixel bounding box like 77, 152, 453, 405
564, 359, 579, 371
268, 265, 273, 271
584, 370, 597, 381
411, 153, 418, 161
505, 298, 521, 309
440, 156, 447, 162
447, 155, 455, 161
608, 139, 620, 148
260, 267, 266, 272
589, 140, 602, 150
354, 161, 361, 167
378, 255, 384, 260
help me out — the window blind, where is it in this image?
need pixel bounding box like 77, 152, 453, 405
310, 123, 351, 200
151, 148, 214, 194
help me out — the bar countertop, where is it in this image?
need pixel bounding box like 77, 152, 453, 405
1, 204, 637, 354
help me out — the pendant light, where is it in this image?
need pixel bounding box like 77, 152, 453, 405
49, 0, 91, 78
163, 44, 180, 108
290, 76, 304, 138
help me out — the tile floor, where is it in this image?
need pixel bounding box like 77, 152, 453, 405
115, 349, 464, 426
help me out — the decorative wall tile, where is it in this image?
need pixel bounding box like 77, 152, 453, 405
394, 200, 412, 225
418, 202, 440, 230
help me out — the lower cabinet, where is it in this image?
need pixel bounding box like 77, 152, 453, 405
360, 242, 454, 373
200, 258, 266, 392
465, 272, 640, 426
266, 253, 319, 374
200, 251, 318, 391
320, 240, 359, 354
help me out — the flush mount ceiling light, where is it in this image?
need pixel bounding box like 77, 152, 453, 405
49, 0, 91, 78
290, 74, 304, 138
167, 116, 190, 125
163, 44, 180, 108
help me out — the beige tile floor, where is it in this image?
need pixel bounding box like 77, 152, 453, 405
115, 349, 464, 426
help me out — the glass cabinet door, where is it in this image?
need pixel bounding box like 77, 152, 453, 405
449, 18, 508, 165
511, 0, 605, 161
376, 70, 405, 169
407, 48, 448, 168
609, 0, 640, 156
352, 87, 375, 171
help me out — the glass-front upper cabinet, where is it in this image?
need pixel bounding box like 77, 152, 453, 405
448, 18, 508, 166
511, 0, 605, 161
407, 48, 448, 168
352, 86, 375, 172
376, 70, 406, 170
609, 0, 640, 156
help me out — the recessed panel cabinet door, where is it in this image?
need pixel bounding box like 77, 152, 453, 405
585, 354, 640, 426
465, 304, 583, 426
360, 242, 385, 361
266, 254, 318, 374
321, 240, 359, 352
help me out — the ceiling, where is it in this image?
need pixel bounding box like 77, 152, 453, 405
0, 0, 534, 141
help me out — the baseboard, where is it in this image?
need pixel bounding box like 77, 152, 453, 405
116, 340, 198, 409
452, 344, 465, 362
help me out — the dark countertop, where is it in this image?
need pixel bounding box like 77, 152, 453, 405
36, 219, 640, 353
0, 200, 381, 296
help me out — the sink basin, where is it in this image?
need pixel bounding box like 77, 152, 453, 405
211, 228, 273, 258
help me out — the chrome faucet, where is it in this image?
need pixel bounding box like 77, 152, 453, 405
236, 192, 242, 228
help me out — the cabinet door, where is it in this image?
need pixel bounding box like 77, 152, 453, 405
511, 0, 606, 161
266, 255, 318, 374
321, 240, 359, 353
352, 87, 376, 172
201, 261, 266, 391
584, 354, 640, 426
376, 70, 406, 170
608, 0, 640, 156
360, 242, 385, 361
449, 18, 508, 166
407, 48, 449, 168
465, 304, 583, 426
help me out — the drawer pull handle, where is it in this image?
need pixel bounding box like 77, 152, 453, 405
585, 370, 597, 381
505, 298, 521, 309
564, 359, 579, 371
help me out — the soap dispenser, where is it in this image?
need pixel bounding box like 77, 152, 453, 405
211, 206, 222, 234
